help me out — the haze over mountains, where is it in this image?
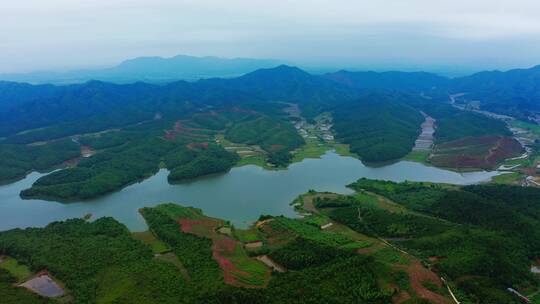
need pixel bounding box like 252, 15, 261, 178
3, 53, 540, 89
0, 55, 286, 84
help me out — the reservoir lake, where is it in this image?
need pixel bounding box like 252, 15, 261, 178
0, 151, 501, 232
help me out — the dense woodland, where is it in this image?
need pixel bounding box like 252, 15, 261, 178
0, 218, 198, 303
332, 93, 424, 162
452, 65, 540, 119
225, 114, 304, 166
0, 139, 80, 184
434, 111, 511, 143
18, 106, 301, 200
326, 64, 540, 120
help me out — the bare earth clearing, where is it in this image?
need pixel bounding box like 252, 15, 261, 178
20, 272, 65, 298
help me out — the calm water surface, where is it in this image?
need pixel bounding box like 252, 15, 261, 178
0, 151, 500, 232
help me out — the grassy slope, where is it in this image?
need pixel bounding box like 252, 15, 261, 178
0, 269, 52, 304
0, 257, 32, 282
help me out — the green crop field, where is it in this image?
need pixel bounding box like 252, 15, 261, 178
0, 257, 32, 282
233, 228, 261, 243
132, 231, 171, 254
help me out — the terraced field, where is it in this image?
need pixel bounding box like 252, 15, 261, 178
144, 204, 271, 289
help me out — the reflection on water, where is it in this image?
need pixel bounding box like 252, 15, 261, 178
0, 151, 500, 232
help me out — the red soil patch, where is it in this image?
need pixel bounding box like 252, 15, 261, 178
270, 144, 285, 151
164, 130, 176, 140
212, 237, 251, 286
178, 219, 204, 234
230, 106, 257, 115
431, 136, 523, 169
186, 142, 209, 150
398, 260, 452, 304
521, 167, 537, 176
164, 121, 210, 141
392, 289, 412, 304
485, 137, 523, 164
454, 275, 483, 284
215, 235, 237, 252
178, 217, 269, 288
357, 247, 376, 255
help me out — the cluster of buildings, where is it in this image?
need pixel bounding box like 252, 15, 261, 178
294, 118, 334, 142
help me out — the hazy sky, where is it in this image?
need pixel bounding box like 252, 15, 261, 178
2, 0, 540, 73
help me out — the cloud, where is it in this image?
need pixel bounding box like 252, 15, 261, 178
1, 0, 540, 72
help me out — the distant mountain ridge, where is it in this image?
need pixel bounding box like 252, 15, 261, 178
324, 70, 449, 92
0, 55, 286, 84
451, 65, 540, 118
2, 63, 540, 143
3, 54, 539, 120
324, 65, 540, 119
0, 65, 359, 139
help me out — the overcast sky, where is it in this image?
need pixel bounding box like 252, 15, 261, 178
2, 0, 540, 73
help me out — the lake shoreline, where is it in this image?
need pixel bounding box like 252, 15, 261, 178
0, 151, 502, 233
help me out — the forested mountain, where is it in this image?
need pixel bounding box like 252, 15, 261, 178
325, 65, 540, 119
0, 81, 64, 112
0, 55, 285, 84
200, 65, 360, 119
452, 65, 540, 118
0, 80, 261, 142
0, 64, 523, 173
332, 93, 424, 162
5, 63, 540, 143
0, 65, 359, 142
